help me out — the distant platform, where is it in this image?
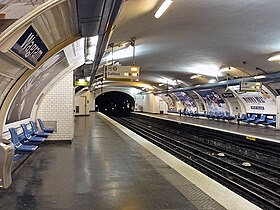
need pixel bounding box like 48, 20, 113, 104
134, 112, 280, 144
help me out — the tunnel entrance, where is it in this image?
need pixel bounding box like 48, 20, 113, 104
95, 91, 135, 116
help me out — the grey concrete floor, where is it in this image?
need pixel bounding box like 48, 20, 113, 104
0, 113, 208, 210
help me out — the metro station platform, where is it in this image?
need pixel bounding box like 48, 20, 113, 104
0, 112, 260, 210
136, 112, 280, 144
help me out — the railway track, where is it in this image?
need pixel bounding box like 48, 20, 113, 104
112, 115, 280, 210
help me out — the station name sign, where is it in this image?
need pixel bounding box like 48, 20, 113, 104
251, 106, 265, 110
104, 65, 140, 81
11, 25, 48, 66
222, 93, 234, 98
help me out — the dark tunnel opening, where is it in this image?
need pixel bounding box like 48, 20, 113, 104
95, 91, 135, 116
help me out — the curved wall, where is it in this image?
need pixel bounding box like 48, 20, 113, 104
6, 51, 69, 123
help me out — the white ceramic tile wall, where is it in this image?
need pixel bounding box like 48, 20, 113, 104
37, 71, 74, 141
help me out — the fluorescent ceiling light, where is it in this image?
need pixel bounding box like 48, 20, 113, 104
158, 78, 177, 86
86, 35, 98, 62
155, 0, 173, 18
190, 74, 202, 79
85, 60, 93, 65
103, 45, 133, 60
254, 75, 266, 79
219, 66, 231, 72
188, 65, 221, 77
268, 54, 280, 61
208, 79, 216, 84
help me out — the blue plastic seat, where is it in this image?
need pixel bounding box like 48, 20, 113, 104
223, 112, 235, 121
9, 128, 38, 154
237, 114, 247, 124
243, 114, 257, 124
30, 121, 50, 138
210, 112, 220, 119
187, 110, 193, 116
268, 116, 276, 127
262, 116, 276, 126
254, 114, 267, 124
192, 111, 199, 117
21, 124, 46, 144
216, 112, 225, 119
205, 111, 213, 118
37, 118, 54, 133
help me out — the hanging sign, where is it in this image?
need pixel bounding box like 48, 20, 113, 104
240, 82, 262, 92
10, 25, 48, 66
104, 65, 140, 81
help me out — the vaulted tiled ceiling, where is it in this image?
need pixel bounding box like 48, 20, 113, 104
106, 0, 280, 87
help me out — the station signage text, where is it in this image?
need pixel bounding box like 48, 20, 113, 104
11, 25, 48, 66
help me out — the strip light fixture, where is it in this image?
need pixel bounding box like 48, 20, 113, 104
155, 0, 173, 18
190, 74, 202, 79
267, 53, 280, 61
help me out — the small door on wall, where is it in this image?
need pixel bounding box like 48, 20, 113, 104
79, 96, 87, 115
159, 100, 166, 114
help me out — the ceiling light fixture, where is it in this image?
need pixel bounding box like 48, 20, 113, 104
219, 66, 231, 72
190, 74, 202, 79
208, 79, 216, 84
155, 0, 173, 18
268, 53, 280, 61
188, 65, 221, 77
254, 75, 266, 79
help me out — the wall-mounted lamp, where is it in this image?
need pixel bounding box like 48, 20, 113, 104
155, 0, 173, 18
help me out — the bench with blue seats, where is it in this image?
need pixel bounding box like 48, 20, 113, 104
21, 124, 46, 144
9, 128, 38, 154
223, 111, 235, 121
8, 118, 53, 154
238, 113, 276, 127
260, 115, 276, 126
243, 114, 257, 124
180, 109, 276, 127
254, 114, 267, 125
183, 110, 236, 121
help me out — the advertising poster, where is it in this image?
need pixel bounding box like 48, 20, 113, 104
6, 51, 69, 123
173, 91, 196, 112
197, 89, 228, 113
230, 85, 276, 114
159, 93, 177, 111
